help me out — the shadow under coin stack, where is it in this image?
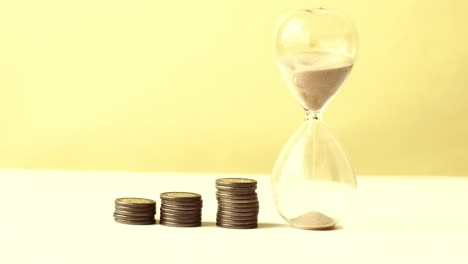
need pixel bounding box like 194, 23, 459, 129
114, 198, 156, 225
216, 178, 259, 229
159, 192, 203, 227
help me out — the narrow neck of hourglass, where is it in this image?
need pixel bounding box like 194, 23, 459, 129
306, 110, 322, 120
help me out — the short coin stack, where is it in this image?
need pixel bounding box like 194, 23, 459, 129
216, 178, 259, 229
159, 192, 203, 227
114, 198, 156, 225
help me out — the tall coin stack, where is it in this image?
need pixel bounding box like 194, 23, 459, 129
159, 192, 203, 227
216, 178, 259, 229
114, 198, 156, 225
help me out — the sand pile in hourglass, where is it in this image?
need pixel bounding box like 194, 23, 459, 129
279, 51, 353, 112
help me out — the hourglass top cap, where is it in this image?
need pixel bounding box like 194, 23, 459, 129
274, 7, 358, 60
305, 7, 336, 13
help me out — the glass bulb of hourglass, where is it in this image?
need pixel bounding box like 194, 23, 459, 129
272, 8, 358, 230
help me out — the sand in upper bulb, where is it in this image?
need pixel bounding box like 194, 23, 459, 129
279, 51, 353, 112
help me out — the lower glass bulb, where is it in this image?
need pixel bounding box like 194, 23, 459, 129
271, 118, 356, 230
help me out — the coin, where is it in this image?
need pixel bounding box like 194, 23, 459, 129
216, 222, 257, 229
115, 205, 156, 213
160, 213, 201, 218
159, 220, 202, 227
114, 218, 156, 225
160, 207, 201, 214
160, 211, 201, 219
215, 185, 257, 193
161, 200, 203, 206
160, 216, 201, 221
114, 211, 155, 218
216, 197, 259, 204
114, 213, 154, 220
217, 209, 259, 217
115, 198, 156, 208
114, 210, 156, 216
217, 201, 259, 208
161, 203, 203, 210
216, 213, 258, 220
160, 216, 201, 223
216, 178, 257, 188
217, 217, 258, 223
216, 218, 258, 224
216, 191, 258, 200
218, 205, 259, 212
160, 192, 201, 201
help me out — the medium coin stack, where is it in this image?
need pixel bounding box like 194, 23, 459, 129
216, 178, 259, 229
114, 198, 156, 225
159, 192, 203, 227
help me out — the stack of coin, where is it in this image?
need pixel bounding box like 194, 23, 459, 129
216, 178, 259, 229
159, 192, 203, 227
114, 197, 156, 225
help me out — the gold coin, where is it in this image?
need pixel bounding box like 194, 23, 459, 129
115, 198, 156, 207
160, 192, 202, 201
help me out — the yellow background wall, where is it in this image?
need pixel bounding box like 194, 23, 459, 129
1, 0, 467, 175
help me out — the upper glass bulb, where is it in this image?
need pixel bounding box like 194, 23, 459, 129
274, 8, 358, 116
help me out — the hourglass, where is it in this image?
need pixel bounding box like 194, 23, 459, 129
272, 8, 358, 230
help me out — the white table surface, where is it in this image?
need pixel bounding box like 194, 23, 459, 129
0, 170, 467, 264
